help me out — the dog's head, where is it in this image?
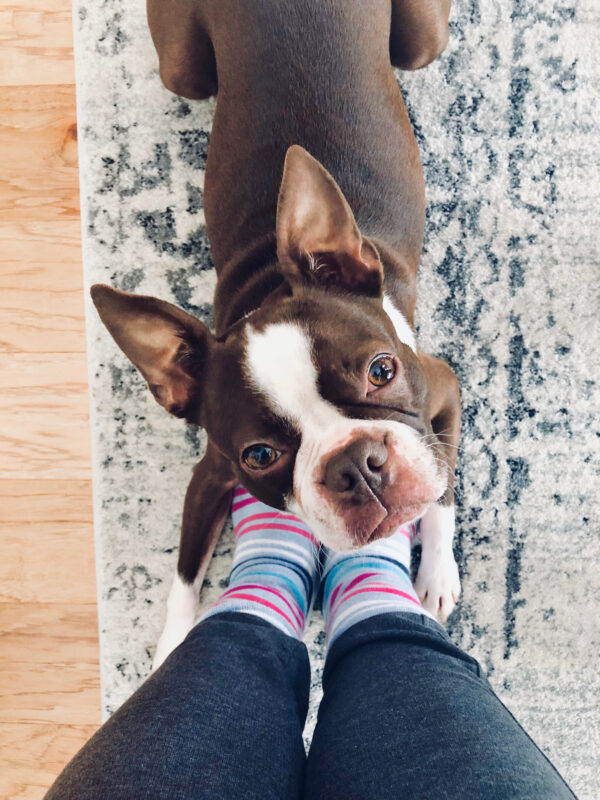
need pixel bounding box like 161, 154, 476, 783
92, 146, 449, 551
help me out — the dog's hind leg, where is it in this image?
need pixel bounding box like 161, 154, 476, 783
390, 0, 451, 71
147, 0, 218, 99
153, 444, 235, 670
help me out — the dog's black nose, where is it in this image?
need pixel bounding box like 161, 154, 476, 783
324, 437, 388, 501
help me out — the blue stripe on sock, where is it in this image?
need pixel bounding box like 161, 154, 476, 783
321, 537, 425, 649
230, 555, 315, 600
232, 567, 308, 612
323, 557, 411, 598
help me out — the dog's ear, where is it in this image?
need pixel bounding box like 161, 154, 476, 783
91, 284, 212, 418
276, 145, 383, 296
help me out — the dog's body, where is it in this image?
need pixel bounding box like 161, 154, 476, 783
92, 0, 459, 668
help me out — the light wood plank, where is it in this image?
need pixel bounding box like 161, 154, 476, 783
0, 247, 87, 355
0, 3, 75, 87
0, 86, 79, 223
0, 602, 98, 653
0, 288, 87, 354
0, 666, 99, 724
0, 480, 92, 523
0, 1, 101, 795
0, 523, 96, 604
0, 220, 81, 266
0, 604, 99, 725
0, 353, 91, 480
0, 722, 99, 800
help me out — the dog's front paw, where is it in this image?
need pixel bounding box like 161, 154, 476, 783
414, 546, 461, 622
153, 574, 200, 671
152, 621, 193, 671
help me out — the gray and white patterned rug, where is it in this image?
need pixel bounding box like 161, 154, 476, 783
73, 1, 599, 795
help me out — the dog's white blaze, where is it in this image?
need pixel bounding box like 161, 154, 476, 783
383, 294, 417, 353
245, 322, 341, 429
246, 322, 364, 546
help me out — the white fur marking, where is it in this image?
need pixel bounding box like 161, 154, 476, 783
383, 294, 417, 353
414, 504, 460, 621
153, 572, 202, 670
245, 323, 340, 429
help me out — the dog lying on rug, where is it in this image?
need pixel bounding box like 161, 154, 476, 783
91, 0, 460, 668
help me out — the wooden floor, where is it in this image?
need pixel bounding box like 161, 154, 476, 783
0, 3, 101, 798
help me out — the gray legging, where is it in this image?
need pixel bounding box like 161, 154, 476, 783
46, 612, 576, 799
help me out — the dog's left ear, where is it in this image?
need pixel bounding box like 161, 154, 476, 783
276, 145, 383, 296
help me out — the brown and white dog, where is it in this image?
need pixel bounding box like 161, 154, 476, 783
91, 0, 459, 668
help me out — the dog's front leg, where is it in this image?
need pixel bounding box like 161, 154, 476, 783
414, 503, 460, 621
153, 444, 235, 670
153, 571, 206, 671
414, 353, 461, 621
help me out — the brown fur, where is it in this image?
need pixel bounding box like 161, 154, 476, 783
92, 0, 457, 585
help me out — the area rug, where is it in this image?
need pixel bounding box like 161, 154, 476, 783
73, 0, 599, 795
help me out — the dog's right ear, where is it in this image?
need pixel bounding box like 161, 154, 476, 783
91, 284, 213, 418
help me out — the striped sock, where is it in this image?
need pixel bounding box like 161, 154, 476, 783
321, 523, 431, 649
199, 487, 321, 639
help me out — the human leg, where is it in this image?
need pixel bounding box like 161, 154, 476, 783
305, 528, 576, 800
46, 489, 321, 800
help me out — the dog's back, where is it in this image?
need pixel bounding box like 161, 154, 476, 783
193, 0, 424, 290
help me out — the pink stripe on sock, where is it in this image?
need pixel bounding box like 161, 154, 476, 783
215, 592, 299, 631
341, 572, 378, 595
234, 512, 303, 535
236, 522, 318, 545
329, 583, 343, 609
221, 583, 304, 628
336, 585, 422, 609
231, 497, 258, 512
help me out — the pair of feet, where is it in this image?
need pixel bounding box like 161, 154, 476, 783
198, 487, 431, 653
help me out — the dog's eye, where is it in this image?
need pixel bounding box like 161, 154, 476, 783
368, 355, 395, 387
242, 444, 280, 470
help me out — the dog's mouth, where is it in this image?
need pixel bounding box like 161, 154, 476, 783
294, 419, 445, 551
310, 472, 433, 549
365, 503, 425, 542
325, 458, 442, 548
325, 502, 425, 552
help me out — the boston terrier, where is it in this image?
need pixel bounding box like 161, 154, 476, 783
91, 0, 459, 668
